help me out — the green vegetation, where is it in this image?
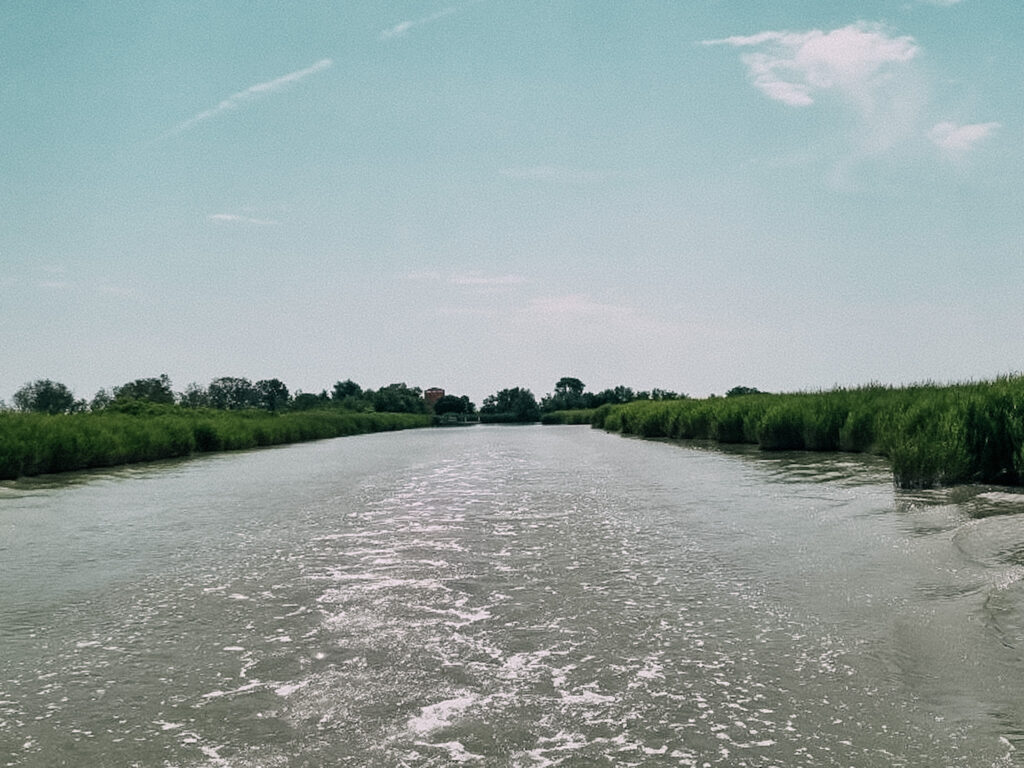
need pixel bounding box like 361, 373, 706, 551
15, 370, 1024, 489
592, 377, 1024, 489
539, 377, 684, 414
0, 405, 431, 480
540, 409, 598, 425
480, 387, 541, 423
0, 374, 463, 479
480, 377, 686, 424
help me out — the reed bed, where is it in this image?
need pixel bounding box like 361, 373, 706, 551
0, 407, 431, 480
591, 377, 1024, 488
540, 409, 598, 425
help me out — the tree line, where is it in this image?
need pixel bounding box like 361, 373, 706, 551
5, 376, 472, 417
479, 376, 687, 423
6, 374, 697, 424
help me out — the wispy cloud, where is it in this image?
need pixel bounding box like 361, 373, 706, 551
163, 59, 332, 138
404, 270, 527, 287
703, 23, 918, 108
527, 294, 633, 320
929, 121, 1000, 154
499, 165, 602, 183
520, 294, 679, 340
380, 7, 457, 40
208, 213, 281, 226
449, 273, 527, 286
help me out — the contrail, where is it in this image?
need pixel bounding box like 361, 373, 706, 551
162, 58, 333, 138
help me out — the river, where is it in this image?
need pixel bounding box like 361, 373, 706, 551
3, 425, 1024, 766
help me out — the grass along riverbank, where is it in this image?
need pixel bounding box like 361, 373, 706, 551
0, 406, 431, 480
590, 377, 1024, 489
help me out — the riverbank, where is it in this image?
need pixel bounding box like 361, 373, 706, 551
0, 406, 431, 480
587, 377, 1024, 488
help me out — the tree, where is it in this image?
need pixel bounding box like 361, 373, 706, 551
207, 377, 258, 410
481, 387, 540, 422
373, 383, 427, 414
434, 394, 476, 416
255, 379, 290, 412
13, 379, 77, 414
555, 376, 585, 397
330, 379, 372, 411
332, 379, 363, 400
113, 374, 175, 405
542, 376, 587, 412
179, 382, 210, 408
650, 388, 684, 401
726, 386, 767, 398
291, 392, 326, 411
589, 385, 637, 407
90, 388, 115, 411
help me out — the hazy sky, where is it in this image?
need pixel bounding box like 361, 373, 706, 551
3, 1, 1021, 405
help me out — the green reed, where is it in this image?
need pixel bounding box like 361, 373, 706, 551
0, 406, 431, 480
540, 409, 598, 425
592, 377, 1024, 488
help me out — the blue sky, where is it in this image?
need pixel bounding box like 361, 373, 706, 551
3, 1, 1021, 405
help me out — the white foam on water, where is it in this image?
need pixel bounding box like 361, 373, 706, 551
413, 739, 483, 763
201, 680, 264, 699
558, 687, 616, 706
274, 680, 308, 697
407, 692, 480, 736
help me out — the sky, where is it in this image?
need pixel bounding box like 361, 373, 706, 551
3, 1, 1022, 406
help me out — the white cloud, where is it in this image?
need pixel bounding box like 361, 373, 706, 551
929, 121, 1000, 154
704, 23, 919, 108
164, 59, 332, 137
381, 7, 457, 40
208, 213, 280, 226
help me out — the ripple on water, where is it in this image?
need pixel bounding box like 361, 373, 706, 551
5, 432, 1024, 767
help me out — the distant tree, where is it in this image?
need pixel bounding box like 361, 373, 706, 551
541, 376, 588, 412
90, 388, 115, 411
113, 374, 175, 405
556, 377, 585, 397
207, 377, 258, 410
589, 385, 637, 407
329, 379, 373, 411
726, 386, 767, 398
332, 379, 363, 400
13, 379, 78, 414
254, 378, 290, 412
291, 392, 326, 411
373, 383, 428, 414
481, 387, 540, 422
650, 388, 684, 401
178, 382, 210, 408
433, 394, 476, 416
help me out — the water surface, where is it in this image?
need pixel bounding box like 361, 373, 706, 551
3, 425, 1024, 766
